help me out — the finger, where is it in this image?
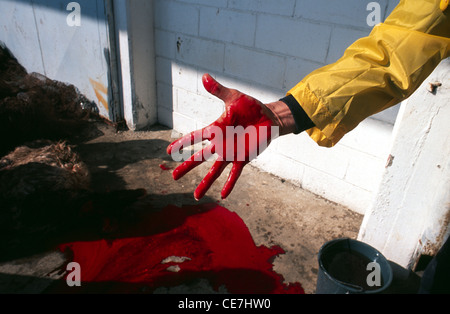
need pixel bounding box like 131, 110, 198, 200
202, 73, 232, 103
194, 160, 228, 201
172, 145, 215, 180
166, 128, 205, 156
221, 162, 245, 199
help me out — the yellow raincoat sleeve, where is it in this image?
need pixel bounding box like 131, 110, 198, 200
287, 0, 450, 147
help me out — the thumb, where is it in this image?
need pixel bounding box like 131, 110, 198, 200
202, 73, 232, 102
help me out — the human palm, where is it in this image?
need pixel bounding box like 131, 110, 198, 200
167, 74, 278, 200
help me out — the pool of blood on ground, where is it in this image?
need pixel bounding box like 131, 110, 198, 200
52, 203, 304, 294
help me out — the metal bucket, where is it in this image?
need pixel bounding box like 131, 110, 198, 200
316, 238, 393, 294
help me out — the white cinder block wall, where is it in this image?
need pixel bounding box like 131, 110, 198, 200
154, 0, 400, 214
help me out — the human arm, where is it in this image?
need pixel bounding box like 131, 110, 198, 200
288, 0, 450, 147
166, 74, 313, 200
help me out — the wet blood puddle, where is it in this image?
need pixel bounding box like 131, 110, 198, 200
50, 203, 304, 294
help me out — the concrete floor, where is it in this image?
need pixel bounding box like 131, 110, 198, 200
0, 122, 420, 294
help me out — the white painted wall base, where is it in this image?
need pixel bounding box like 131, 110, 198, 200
113, 0, 157, 130
358, 58, 450, 269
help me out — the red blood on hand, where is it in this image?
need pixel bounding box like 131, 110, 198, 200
167, 74, 277, 200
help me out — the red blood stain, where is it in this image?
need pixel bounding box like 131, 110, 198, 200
167, 74, 276, 201
159, 164, 172, 171
54, 203, 304, 294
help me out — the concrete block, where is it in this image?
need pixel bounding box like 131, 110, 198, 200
251, 149, 305, 186
154, 0, 199, 35
200, 7, 256, 46
171, 62, 199, 92
224, 44, 286, 90
344, 150, 385, 192
158, 106, 174, 128
371, 103, 401, 125
301, 165, 373, 215
176, 88, 224, 125
155, 57, 173, 85
252, 139, 374, 214
154, 29, 176, 59
273, 133, 350, 179
172, 111, 199, 135
177, 0, 228, 8
156, 81, 176, 110
326, 27, 370, 64
176, 35, 225, 72
338, 117, 394, 159
284, 57, 322, 90
384, 0, 400, 20
228, 0, 296, 16
295, 0, 388, 30
255, 15, 331, 63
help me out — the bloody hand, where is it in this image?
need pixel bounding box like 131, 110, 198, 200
167, 74, 279, 200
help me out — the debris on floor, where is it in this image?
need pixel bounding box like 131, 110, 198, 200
0, 43, 104, 157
